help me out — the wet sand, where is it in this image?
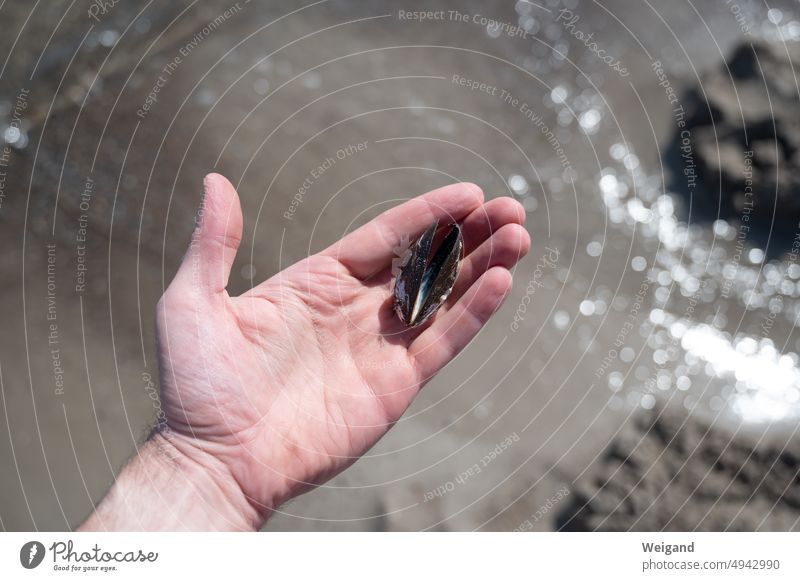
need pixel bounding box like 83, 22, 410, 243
1, 0, 799, 531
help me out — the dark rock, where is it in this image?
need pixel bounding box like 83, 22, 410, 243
678, 41, 800, 220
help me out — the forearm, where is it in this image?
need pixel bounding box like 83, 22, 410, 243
78, 430, 264, 531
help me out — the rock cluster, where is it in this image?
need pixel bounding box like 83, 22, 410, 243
683, 42, 800, 219
558, 410, 800, 531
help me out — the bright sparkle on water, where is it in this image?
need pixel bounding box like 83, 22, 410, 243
680, 325, 800, 423
608, 372, 624, 392
550, 86, 568, 104
508, 174, 529, 196
3, 126, 20, 144
599, 174, 618, 195
597, 141, 800, 426
609, 143, 628, 160
631, 256, 647, 271
586, 241, 603, 257
99, 30, 119, 47
579, 300, 595, 316
768, 8, 784, 24
579, 108, 601, 132
553, 310, 570, 330
748, 248, 765, 264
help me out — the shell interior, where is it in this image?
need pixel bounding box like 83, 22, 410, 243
394, 220, 462, 327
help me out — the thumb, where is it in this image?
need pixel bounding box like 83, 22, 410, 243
171, 173, 243, 297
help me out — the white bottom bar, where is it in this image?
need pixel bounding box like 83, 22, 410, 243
1, 532, 797, 580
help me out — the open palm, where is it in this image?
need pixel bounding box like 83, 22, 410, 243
156, 173, 530, 522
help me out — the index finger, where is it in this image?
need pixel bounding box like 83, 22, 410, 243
323, 182, 484, 279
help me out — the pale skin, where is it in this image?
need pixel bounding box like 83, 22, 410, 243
79, 173, 530, 531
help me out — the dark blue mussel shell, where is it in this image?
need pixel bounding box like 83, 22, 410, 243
393, 220, 463, 327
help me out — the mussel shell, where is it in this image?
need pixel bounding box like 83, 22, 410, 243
393, 220, 463, 327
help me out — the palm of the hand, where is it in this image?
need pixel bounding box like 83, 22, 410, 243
160, 254, 424, 505
157, 174, 529, 515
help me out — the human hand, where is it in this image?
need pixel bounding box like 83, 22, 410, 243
86, 174, 530, 530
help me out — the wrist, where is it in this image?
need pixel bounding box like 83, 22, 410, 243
156, 428, 269, 529
79, 429, 265, 531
